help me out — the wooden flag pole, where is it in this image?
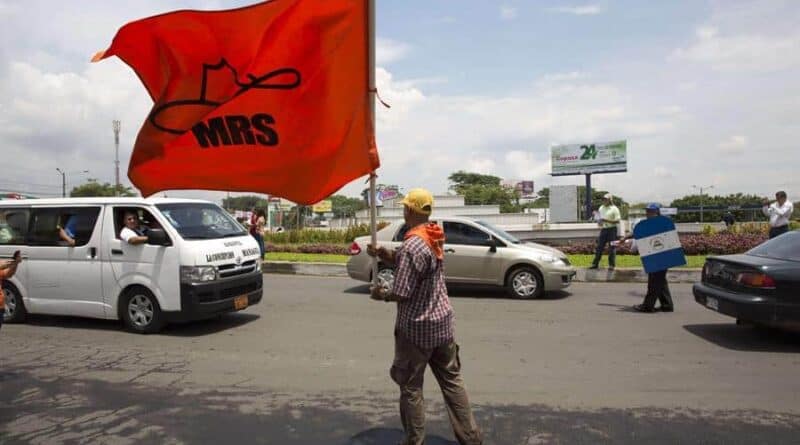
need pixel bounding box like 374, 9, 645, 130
368, 0, 378, 287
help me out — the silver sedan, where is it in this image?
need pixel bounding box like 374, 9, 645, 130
347, 216, 576, 299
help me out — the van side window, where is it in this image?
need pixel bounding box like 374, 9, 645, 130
0, 209, 30, 245
28, 207, 101, 247
114, 207, 162, 240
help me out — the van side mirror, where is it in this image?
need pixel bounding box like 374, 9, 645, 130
146, 229, 171, 246
487, 237, 497, 253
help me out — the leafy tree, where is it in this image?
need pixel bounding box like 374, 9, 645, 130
447, 171, 520, 213
70, 182, 136, 197
222, 195, 269, 211
526, 187, 550, 208
670, 193, 766, 223
328, 194, 367, 218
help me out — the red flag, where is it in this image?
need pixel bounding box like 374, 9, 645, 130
94, 0, 379, 204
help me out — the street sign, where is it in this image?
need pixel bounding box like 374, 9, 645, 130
633, 216, 686, 273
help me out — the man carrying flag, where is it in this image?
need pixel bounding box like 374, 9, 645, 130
368, 189, 483, 445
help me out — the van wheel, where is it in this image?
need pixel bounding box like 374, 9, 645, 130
507, 266, 544, 299
3, 282, 27, 323
121, 287, 164, 334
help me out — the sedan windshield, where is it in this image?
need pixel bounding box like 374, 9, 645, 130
475, 220, 521, 244
156, 203, 247, 240
746, 231, 800, 262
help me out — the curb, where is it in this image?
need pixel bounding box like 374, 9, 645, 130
263, 262, 701, 283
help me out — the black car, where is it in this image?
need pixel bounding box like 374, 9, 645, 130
694, 230, 800, 329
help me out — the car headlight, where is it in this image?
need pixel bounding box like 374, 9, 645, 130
538, 254, 567, 267
180, 266, 217, 283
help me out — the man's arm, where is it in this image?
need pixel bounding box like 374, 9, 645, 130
775, 202, 793, 218
367, 244, 396, 265
58, 228, 76, 246
121, 228, 148, 245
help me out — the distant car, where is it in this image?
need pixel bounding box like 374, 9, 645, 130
693, 230, 800, 329
347, 217, 576, 299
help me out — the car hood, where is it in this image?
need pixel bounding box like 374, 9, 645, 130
516, 241, 567, 258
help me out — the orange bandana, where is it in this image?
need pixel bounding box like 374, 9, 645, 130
405, 222, 445, 260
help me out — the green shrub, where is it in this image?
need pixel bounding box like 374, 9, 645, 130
263, 222, 390, 245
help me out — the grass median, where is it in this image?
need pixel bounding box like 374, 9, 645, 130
265, 252, 707, 268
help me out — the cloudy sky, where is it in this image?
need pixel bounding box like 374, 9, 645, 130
0, 0, 797, 205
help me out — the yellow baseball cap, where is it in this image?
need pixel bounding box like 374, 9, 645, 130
401, 188, 434, 215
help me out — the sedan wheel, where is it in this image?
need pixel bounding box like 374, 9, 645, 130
508, 267, 544, 299
377, 267, 395, 292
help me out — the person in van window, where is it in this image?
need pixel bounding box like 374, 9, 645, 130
120, 211, 149, 245
57, 214, 79, 246
0, 250, 22, 330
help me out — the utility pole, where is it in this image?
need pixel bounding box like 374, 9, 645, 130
113, 120, 121, 196
692, 184, 714, 223
56, 168, 65, 197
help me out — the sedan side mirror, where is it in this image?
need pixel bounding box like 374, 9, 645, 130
146, 228, 172, 246
487, 237, 498, 253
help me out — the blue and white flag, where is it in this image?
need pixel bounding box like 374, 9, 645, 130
633, 216, 686, 273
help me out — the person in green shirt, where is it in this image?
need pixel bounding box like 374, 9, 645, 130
589, 194, 621, 270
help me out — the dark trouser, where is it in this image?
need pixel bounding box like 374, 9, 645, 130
252, 232, 265, 257
769, 225, 789, 239
391, 332, 482, 445
641, 270, 673, 310
592, 227, 618, 268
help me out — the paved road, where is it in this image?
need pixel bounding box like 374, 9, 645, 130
2, 276, 800, 444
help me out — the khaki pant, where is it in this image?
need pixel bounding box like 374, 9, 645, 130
391, 332, 482, 445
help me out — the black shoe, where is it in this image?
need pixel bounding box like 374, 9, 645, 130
588, 265, 599, 270
609, 266, 615, 271
633, 304, 656, 313
659, 306, 674, 312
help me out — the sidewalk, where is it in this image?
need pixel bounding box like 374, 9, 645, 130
262, 261, 701, 283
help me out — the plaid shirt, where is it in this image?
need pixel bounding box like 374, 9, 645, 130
392, 236, 454, 349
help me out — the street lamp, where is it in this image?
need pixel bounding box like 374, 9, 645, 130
56, 169, 90, 197
692, 184, 714, 223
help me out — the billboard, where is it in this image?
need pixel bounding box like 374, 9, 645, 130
503, 180, 535, 198
551, 140, 627, 176
312, 200, 333, 213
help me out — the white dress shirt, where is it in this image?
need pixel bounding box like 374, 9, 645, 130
762, 201, 793, 227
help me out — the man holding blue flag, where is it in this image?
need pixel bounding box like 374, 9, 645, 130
630, 203, 685, 313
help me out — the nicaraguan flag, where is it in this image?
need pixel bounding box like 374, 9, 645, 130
633, 215, 687, 273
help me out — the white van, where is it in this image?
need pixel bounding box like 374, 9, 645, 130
0, 198, 263, 333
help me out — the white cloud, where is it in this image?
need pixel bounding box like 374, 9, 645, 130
672, 26, 800, 72
718, 135, 748, 154
500, 6, 517, 20
548, 5, 603, 15
376, 38, 411, 65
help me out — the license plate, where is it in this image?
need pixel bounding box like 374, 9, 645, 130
706, 297, 719, 311
234, 295, 249, 310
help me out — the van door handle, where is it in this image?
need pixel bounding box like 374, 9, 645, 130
111, 249, 124, 255
89, 247, 97, 258
444, 248, 455, 253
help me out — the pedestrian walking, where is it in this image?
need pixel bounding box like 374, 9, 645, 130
630, 204, 674, 313
0, 250, 22, 330
722, 211, 735, 229
368, 188, 482, 445
762, 191, 793, 239
589, 194, 621, 270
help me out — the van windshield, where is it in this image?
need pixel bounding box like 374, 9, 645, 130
156, 203, 247, 240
